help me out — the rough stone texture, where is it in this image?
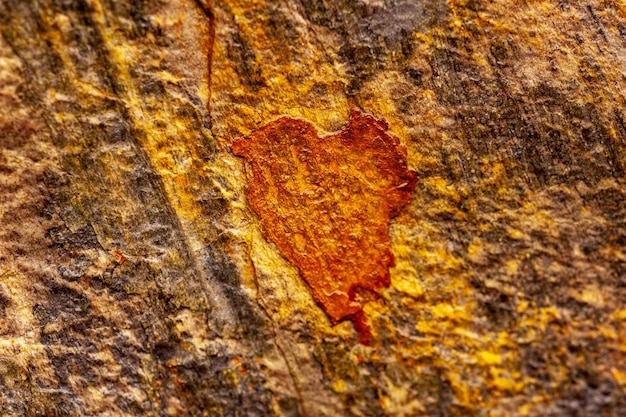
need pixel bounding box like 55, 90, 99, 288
0, 0, 625, 416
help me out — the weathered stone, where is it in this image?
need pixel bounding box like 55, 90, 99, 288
0, 0, 625, 415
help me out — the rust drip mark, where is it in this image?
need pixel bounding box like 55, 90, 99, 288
193, 0, 216, 116
232, 109, 417, 343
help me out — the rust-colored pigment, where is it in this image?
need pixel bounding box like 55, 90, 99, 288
232, 110, 416, 342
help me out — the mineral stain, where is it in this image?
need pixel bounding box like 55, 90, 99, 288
232, 110, 416, 342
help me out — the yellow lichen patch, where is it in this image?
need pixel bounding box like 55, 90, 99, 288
330, 378, 347, 393
480, 350, 502, 366
611, 368, 626, 387
389, 273, 424, 299
611, 309, 626, 321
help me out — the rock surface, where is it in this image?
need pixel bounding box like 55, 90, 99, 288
0, 0, 625, 416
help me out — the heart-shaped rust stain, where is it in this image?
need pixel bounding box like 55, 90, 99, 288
232, 109, 417, 343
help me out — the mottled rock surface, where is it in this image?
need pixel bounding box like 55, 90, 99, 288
0, 0, 625, 416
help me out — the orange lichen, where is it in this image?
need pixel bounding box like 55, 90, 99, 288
232, 109, 416, 341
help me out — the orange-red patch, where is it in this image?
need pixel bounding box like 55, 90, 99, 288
232, 109, 416, 342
